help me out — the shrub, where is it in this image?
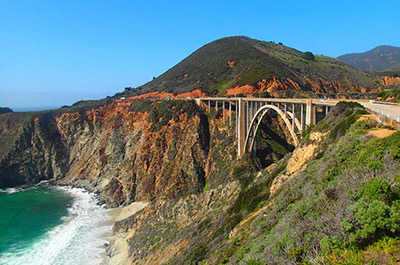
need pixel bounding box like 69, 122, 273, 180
357, 178, 391, 201
303, 52, 315, 61
343, 199, 400, 245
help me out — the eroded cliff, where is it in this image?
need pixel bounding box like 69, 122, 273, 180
0, 100, 209, 206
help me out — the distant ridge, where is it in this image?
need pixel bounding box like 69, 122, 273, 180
123, 36, 376, 97
0, 107, 13, 114
338, 45, 400, 72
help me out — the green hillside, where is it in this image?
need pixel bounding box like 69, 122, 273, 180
123, 36, 376, 97
338, 45, 400, 72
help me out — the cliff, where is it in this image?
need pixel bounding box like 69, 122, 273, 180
0, 100, 209, 206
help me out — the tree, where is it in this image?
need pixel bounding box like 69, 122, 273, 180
304, 52, 315, 61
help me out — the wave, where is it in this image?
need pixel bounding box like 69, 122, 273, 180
0, 187, 114, 265
0, 180, 47, 194
0, 187, 25, 194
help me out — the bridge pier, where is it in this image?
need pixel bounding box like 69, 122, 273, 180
301, 104, 305, 131
237, 98, 246, 157
223, 102, 225, 123
292, 103, 295, 133
284, 103, 287, 118
306, 100, 316, 126
229, 101, 232, 126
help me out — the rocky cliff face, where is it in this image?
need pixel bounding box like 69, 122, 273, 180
0, 101, 209, 206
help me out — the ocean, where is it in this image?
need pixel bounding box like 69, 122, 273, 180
0, 185, 113, 265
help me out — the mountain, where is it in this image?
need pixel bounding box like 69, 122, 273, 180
123, 36, 376, 98
338, 45, 400, 72
0, 107, 13, 114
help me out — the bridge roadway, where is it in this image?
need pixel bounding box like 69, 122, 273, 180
194, 97, 400, 157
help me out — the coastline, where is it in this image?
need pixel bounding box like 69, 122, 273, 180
3, 180, 149, 265
102, 201, 149, 265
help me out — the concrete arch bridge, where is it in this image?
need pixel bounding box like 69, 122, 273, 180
195, 97, 337, 157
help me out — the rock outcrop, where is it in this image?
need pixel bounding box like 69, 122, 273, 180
0, 100, 210, 206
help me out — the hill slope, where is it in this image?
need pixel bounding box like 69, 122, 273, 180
385, 61, 400, 72
338, 45, 400, 72
124, 36, 376, 97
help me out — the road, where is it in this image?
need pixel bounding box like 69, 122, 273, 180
362, 103, 400, 123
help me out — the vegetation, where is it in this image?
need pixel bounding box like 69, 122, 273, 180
121, 36, 375, 97
303, 51, 315, 61
129, 99, 205, 132
376, 89, 400, 103
55, 98, 113, 113
203, 102, 400, 264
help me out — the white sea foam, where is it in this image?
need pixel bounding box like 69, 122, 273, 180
0, 187, 24, 194
0, 187, 114, 265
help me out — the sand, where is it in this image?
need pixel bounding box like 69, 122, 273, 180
368, 128, 396, 138
102, 201, 149, 265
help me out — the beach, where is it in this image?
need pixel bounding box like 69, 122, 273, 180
103, 202, 149, 265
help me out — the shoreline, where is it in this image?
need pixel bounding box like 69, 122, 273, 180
102, 201, 149, 265
0, 183, 149, 265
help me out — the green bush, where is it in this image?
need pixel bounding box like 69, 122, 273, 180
187, 244, 208, 264
357, 178, 391, 201
246, 260, 263, 265
343, 199, 400, 245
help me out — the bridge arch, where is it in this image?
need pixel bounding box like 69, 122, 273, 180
244, 104, 300, 155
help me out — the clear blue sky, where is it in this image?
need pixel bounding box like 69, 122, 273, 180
1, 0, 399, 109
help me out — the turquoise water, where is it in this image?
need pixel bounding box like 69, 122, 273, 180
0, 186, 113, 265
0, 187, 73, 255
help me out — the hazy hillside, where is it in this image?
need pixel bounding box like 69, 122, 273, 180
123, 36, 376, 97
338, 45, 400, 72
385, 62, 400, 72
0, 107, 13, 114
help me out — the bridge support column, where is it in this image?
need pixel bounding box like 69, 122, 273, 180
292, 103, 295, 133
306, 100, 316, 126
312, 105, 317, 124
208, 101, 211, 113
284, 103, 287, 118
223, 102, 225, 123
229, 101, 232, 126
301, 104, 304, 131
238, 99, 246, 158
246, 102, 250, 135
215, 100, 218, 112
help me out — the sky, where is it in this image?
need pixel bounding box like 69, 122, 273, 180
0, 0, 399, 109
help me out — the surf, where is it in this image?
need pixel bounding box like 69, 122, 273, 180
0, 186, 113, 265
